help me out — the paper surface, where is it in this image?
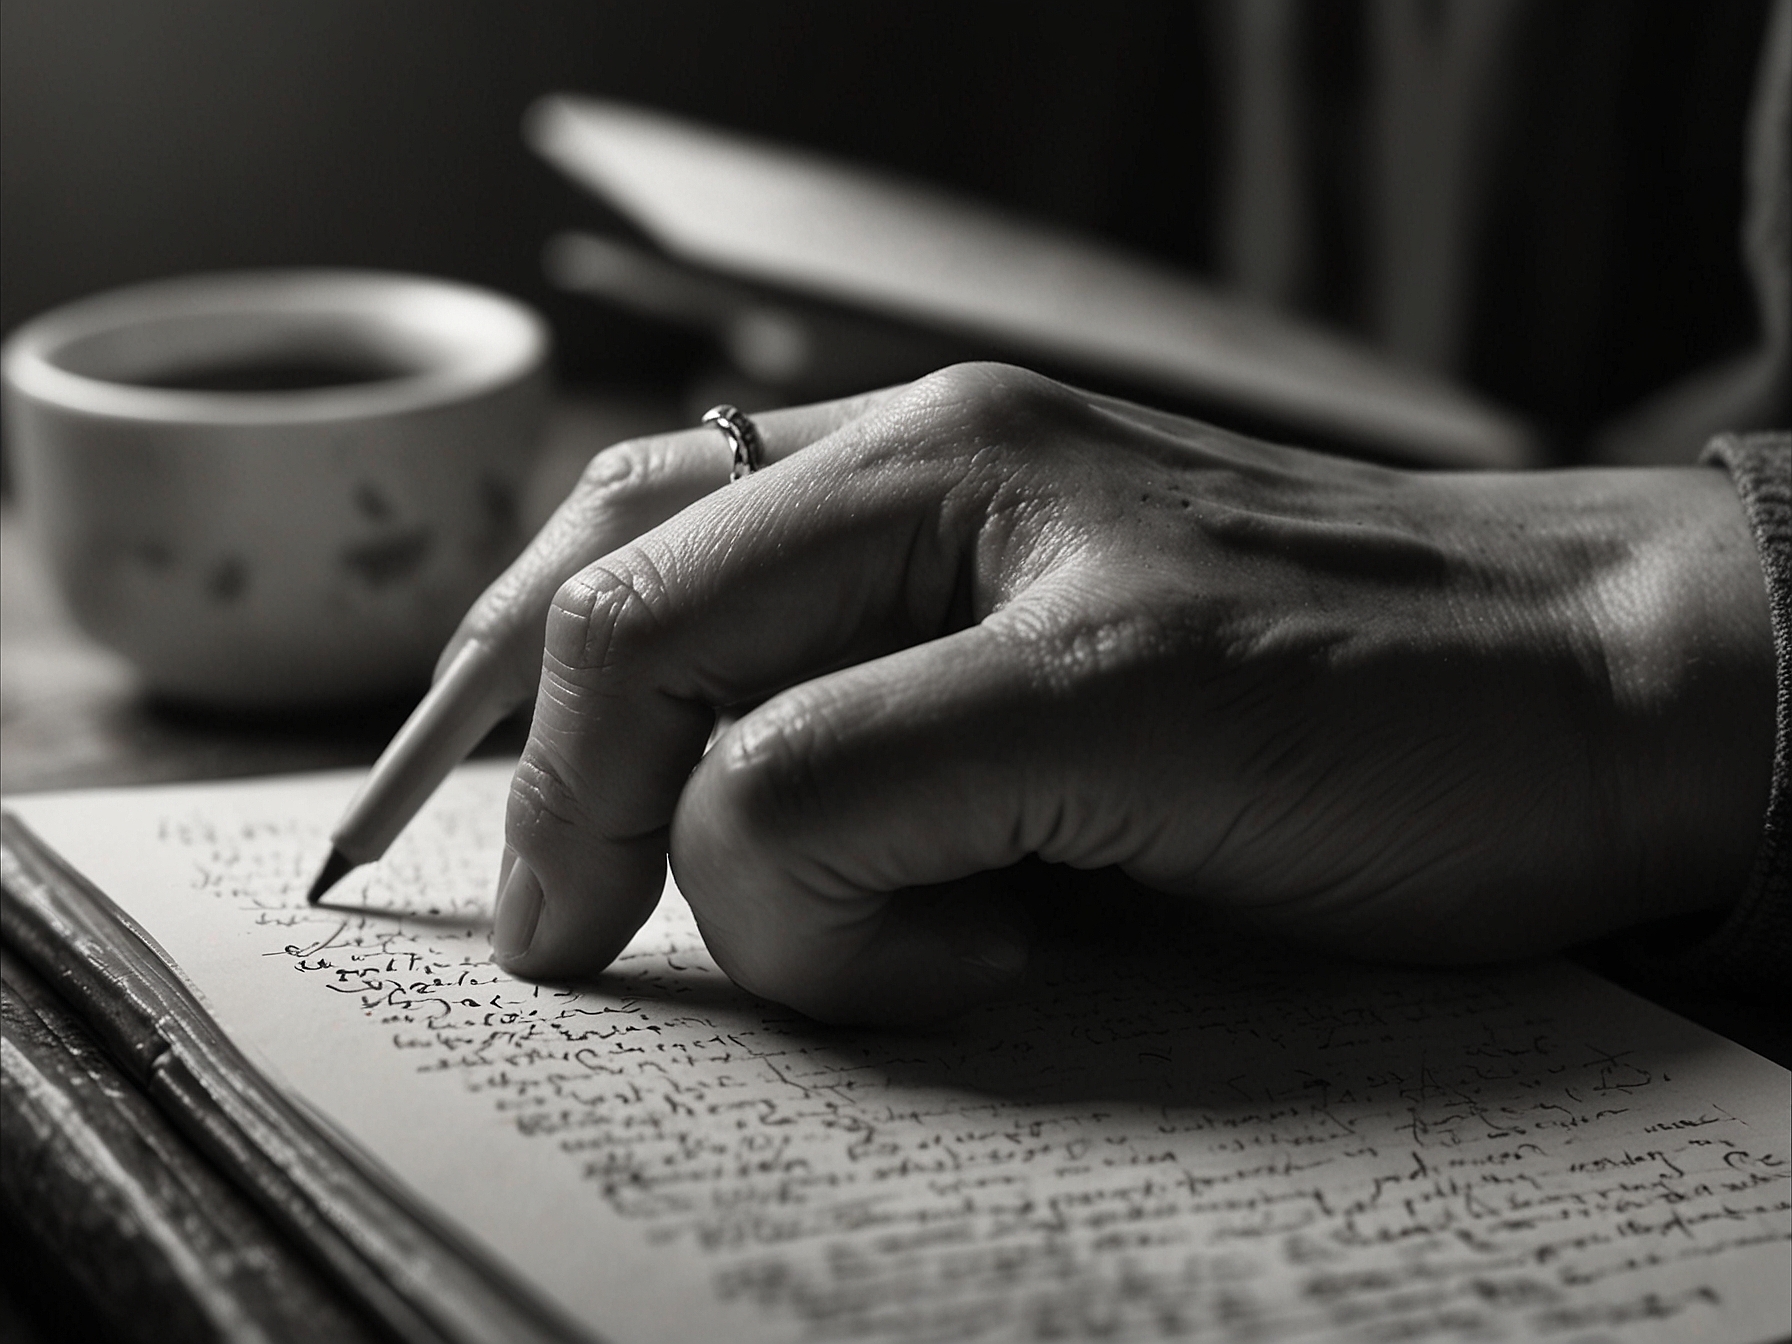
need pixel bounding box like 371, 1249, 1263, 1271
9, 764, 1789, 1344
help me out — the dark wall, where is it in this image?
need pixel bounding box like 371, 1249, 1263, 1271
0, 2, 1220, 391
2, 5, 520, 345
1, 1, 1773, 443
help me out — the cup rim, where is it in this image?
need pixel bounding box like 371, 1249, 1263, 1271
0, 269, 549, 426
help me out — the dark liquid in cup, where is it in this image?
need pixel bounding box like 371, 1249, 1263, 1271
135, 356, 412, 392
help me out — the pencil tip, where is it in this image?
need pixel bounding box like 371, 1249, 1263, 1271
306, 849, 355, 905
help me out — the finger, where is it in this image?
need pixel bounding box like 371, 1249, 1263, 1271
433, 387, 900, 710
494, 367, 1114, 996
494, 384, 1007, 986
673, 611, 1096, 1023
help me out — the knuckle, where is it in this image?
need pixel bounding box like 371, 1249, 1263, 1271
911, 361, 1067, 440
990, 587, 1169, 695
506, 751, 588, 850
707, 700, 831, 839
575, 436, 660, 497
698, 686, 864, 866
1049, 610, 1162, 684
543, 552, 672, 678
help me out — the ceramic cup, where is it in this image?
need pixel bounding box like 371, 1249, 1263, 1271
2, 271, 549, 709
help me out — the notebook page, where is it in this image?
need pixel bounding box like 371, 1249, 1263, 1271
9, 764, 1788, 1344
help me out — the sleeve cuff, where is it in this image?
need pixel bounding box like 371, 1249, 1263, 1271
1670, 431, 1792, 1002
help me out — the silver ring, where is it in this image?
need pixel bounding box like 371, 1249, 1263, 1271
702, 404, 764, 482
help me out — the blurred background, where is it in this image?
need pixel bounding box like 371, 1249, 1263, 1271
3, 0, 1777, 466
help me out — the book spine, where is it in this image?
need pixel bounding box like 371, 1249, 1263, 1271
1, 811, 593, 1344
3, 943, 384, 1343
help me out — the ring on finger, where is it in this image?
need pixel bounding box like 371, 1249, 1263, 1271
701, 404, 765, 482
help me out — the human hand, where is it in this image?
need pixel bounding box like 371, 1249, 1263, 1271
430, 389, 894, 709
486, 364, 1774, 1023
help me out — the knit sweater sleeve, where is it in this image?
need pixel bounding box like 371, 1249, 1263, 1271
1684, 430, 1792, 1002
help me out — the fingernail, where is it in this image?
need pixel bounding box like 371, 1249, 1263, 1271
492, 856, 544, 965
961, 931, 1028, 981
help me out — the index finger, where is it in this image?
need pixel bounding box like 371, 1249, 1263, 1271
432, 387, 900, 712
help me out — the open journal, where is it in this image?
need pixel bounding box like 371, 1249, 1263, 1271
2, 762, 1788, 1344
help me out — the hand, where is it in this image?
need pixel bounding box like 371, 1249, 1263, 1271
429, 389, 894, 708
483, 364, 1774, 1023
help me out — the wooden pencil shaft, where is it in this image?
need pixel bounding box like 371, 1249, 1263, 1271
330, 643, 512, 864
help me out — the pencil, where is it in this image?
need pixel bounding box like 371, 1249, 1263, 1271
305, 641, 517, 903
305, 405, 764, 904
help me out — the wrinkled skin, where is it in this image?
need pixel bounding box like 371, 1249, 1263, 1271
443, 365, 1773, 1024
